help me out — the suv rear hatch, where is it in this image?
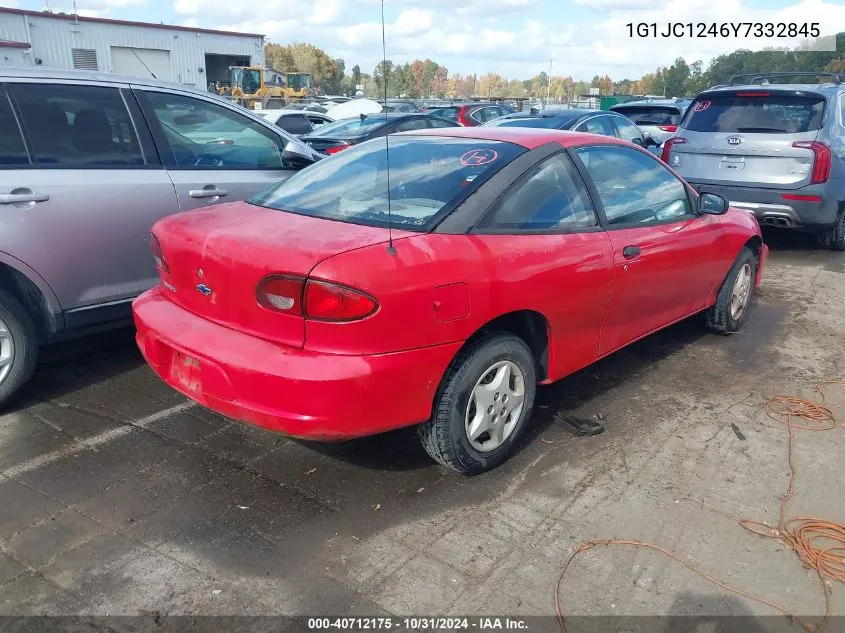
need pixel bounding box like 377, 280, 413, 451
667, 88, 826, 189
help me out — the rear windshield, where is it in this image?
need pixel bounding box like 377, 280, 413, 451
427, 107, 460, 122
304, 117, 386, 139
681, 94, 825, 133
485, 116, 567, 129
250, 136, 526, 230
612, 106, 682, 126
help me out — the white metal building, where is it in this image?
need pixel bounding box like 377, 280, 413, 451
0, 7, 265, 89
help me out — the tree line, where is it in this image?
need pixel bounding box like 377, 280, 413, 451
265, 33, 844, 100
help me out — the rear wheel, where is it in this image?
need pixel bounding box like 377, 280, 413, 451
0, 289, 38, 409
705, 247, 757, 335
817, 211, 845, 251
418, 332, 536, 475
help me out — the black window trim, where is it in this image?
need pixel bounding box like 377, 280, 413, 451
469, 148, 603, 236
4, 81, 161, 171
0, 84, 31, 167
133, 87, 295, 172
566, 142, 700, 231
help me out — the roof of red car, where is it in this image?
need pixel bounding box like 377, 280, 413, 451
397, 126, 626, 149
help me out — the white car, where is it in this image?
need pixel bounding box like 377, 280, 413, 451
256, 109, 335, 136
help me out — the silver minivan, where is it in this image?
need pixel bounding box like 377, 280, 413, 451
0, 67, 321, 407
661, 72, 845, 250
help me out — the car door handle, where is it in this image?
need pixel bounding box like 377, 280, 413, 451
0, 192, 49, 204
189, 187, 229, 199
622, 245, 641, 259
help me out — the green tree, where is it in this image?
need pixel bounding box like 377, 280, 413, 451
351, 64, 362, 86
663, 58, 690, 97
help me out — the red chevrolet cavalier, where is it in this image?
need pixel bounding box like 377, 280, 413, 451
133, 127, 767, 475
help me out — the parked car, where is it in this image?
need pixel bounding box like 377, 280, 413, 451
279, 102, 330, 114
610, 98, 692, 144
425, 102, 516, 126
255, 109, 335, 136
0, 67, 321, 406
662, 72, 845, 250
299, 112, 458, 155
483, 108, 661, 153
134, 126, 767, 475
378, 99, 421, 113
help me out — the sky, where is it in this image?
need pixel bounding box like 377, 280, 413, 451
4, 0, 845, 81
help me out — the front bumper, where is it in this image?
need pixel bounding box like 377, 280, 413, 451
133, 288, 461, 440
687, 182, 839, 230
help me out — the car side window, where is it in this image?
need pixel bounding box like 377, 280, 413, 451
277, 113, 312, 136
576, 115, 615, 136
143, 91, 285, 169
610, 116, 645, 143
476, 153, 598, 231
0, 91, 28, 166
393, 118, 429, 132
306, 115, 329, 128
427, 118, 456, 128
9, 83, 144, 167
575, 144, 691, 226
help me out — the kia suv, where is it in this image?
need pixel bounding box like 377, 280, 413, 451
661, 72, 845, 250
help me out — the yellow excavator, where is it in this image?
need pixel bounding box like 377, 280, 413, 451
217, 66, 312, 110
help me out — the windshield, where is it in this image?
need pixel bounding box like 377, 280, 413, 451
485, 116, 568, 129
232, 68, 261, 93
250, 136, 526, 230
612, 106, 683, 126
287, 74, 311, 91
303, 116, 388, 139
681, 94, 825, 133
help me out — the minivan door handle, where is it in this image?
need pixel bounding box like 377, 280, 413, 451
189, 187, 229, 199
0, 191, 49, 205
622, 245, 641, 259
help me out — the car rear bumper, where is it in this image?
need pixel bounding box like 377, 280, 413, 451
687, 182, 840, 230
132, 288, 461, 440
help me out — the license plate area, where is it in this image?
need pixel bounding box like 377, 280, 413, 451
171, 350, 203, 394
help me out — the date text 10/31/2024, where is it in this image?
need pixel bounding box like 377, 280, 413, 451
307, 618, 528, 630
626, 22, 821, 39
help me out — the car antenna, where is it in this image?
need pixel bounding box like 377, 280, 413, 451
380, 0, 396, 255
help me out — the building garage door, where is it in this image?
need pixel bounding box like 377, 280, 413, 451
111, 46, 171, 81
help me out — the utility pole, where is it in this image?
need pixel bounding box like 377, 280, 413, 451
547, 59, 552, 105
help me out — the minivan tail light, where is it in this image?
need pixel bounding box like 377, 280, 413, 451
457, 107, 473, 126
257, 275, 305, 315
325, 145, 349, 155
792, 141, 831, 184
658, 125, 677, 132
304, 280, 378, 321
150, 233, 169, 274
661, 137, 686, 163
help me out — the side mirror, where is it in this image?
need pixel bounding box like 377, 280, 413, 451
282, 139, 321, 167
699, 192, 729, 215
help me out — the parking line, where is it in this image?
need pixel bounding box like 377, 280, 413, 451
2, 401, 196, 479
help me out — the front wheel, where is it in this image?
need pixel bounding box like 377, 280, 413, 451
418, 332, 537, 475
705, 247, 757, 335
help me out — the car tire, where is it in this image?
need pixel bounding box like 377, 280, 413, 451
704, 247, 757, 335
0, 289, 38, 410
418, 331, 536, 475
817, 210, 845, 252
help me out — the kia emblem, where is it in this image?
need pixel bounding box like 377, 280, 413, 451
727, 137, 742, 145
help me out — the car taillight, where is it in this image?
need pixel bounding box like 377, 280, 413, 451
150, 233, 169, 274
256, 275, 378, 322
782, 193, 822, 202
325, 145, 349, 155
457, 107, 472, 126
661, 137, 686, 163
256, 275, 305, 314
658, 125, 677, 132
792, 141, 831, 184
304, 280, 378, 321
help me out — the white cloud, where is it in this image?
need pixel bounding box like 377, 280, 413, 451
394, 8, 433, 35
45, 0, 145, 17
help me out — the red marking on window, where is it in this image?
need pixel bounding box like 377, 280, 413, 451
460, 149, 499, 166
693, 100, 711, 112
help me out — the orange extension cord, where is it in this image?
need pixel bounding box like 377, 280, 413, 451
555, 380, 845, 633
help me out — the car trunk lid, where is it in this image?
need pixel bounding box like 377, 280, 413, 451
669, 89, 826, 189
153, 201, 405, 348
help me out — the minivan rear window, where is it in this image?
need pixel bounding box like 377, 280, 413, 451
612, 106, 682, 126
681, 94, 825, 134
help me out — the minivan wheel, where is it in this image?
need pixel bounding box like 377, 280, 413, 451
418, 331, 536, 475
705, 247, 757, 335
0, 289, 38, 409
817, 211, 845, 251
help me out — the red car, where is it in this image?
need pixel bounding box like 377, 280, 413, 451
133, 127, 767, 475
